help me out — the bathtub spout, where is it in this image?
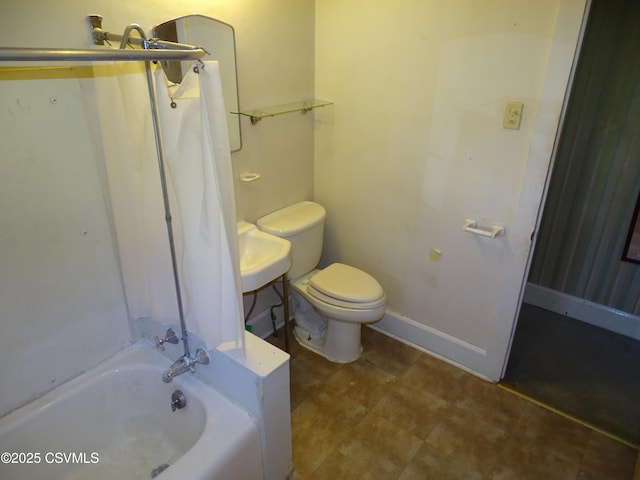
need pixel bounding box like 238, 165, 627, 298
162, 348, 210, 383
162, 356, 190, 383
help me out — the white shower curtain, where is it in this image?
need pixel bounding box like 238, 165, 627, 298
83, 61, 244, 351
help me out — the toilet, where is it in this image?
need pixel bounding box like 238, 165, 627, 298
257, 201, 386, 362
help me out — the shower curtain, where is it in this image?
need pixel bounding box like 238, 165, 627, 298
82, 61, 244, 351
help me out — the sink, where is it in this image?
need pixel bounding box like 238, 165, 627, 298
237, 221, 291, 292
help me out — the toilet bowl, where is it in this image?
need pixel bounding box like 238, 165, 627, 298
257, 201, 387, 362
290, 265, 386, 362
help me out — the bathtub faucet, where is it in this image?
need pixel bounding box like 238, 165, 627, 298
162, 348, 210, 383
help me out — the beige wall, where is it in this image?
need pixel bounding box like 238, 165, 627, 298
315, 0, 588, 378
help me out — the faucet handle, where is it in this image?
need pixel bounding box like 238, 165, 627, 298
194, 348, 210, 365
155, 328, 180, 351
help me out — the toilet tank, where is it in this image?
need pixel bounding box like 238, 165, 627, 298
257, 201, 326, 280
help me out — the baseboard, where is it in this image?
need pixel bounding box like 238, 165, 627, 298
250, 303, 496, 381
370, 310, 495, 382
524, 283, 640, 341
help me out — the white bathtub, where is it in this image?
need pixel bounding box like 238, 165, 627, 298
0, 343, 263, 480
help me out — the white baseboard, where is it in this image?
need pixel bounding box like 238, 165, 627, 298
370, 310, 494, 382
251, 303, 502, 380
524, 283, 640, 340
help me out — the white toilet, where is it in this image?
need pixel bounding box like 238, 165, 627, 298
257, 201, 387, 362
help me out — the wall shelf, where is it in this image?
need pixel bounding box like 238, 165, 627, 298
231, 99, 333, 125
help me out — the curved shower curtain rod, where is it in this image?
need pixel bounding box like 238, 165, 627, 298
0, 15, 206, 63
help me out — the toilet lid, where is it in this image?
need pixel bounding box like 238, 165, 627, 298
308, 263, 385, 305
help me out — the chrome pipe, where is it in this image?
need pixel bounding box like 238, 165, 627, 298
141, 57, 191, 359
0, 47, 205, 62
0, 16, 206, 63
118, 23, 148, 50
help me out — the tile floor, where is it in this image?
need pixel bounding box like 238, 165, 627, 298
266, 326, 638, 480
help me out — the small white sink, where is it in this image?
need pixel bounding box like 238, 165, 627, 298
237, 221, 291, 292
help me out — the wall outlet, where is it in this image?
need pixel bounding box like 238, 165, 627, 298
503, 102, 523, 129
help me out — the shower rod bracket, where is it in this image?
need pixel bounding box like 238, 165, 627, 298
87, 15, 105, 45
86, 15, 206, 58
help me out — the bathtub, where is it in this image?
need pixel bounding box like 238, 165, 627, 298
0, 342, 263, 480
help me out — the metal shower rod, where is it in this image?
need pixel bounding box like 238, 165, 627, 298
0, 15, 206, 63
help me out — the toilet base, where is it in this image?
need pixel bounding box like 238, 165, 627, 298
294, 319, 362, 363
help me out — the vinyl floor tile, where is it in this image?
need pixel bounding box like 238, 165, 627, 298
265, 326, 638, 479
337, 412, 422, 477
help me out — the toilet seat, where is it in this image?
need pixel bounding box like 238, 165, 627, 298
307, 263, 386, 310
